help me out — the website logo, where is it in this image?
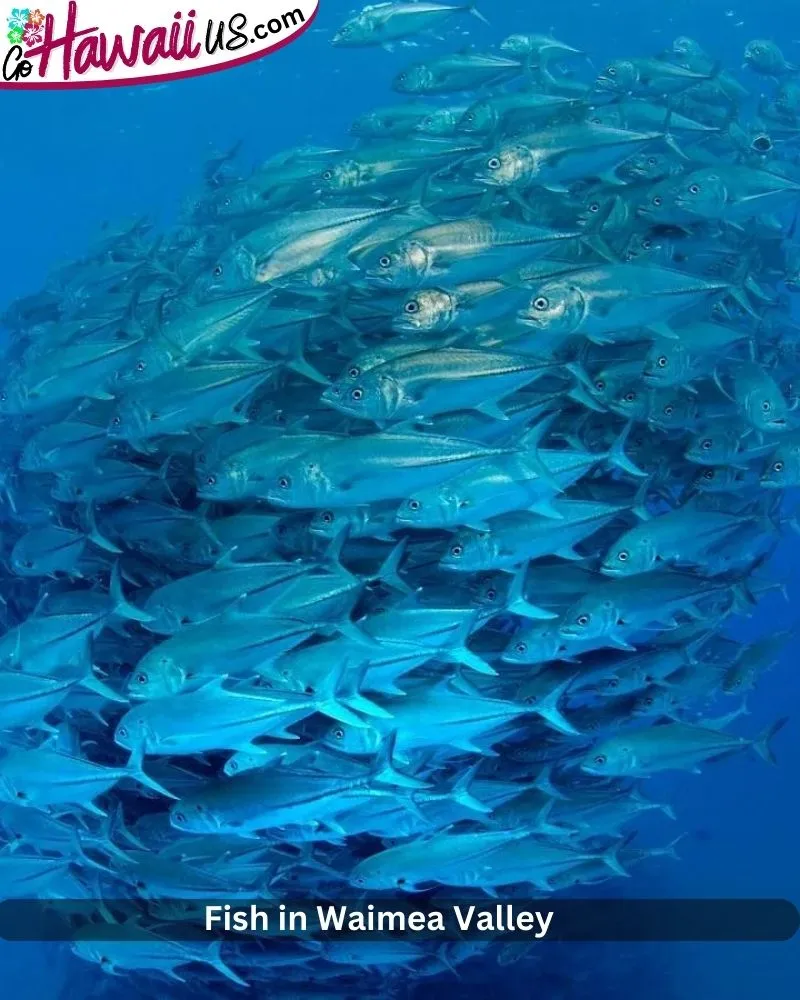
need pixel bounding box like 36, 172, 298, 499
1, 0, 318, 88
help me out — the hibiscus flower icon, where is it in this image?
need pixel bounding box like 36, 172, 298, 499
7, 25, 24, 45
6, 8, 31, 31
23, 20, 42, 44
27, 7, 45, 26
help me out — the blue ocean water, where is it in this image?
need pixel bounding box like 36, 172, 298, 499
1, 1, 799, 997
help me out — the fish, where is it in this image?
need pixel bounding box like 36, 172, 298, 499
0, 24, 794, 993
333, 3, 488, 48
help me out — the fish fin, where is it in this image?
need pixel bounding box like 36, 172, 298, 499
507, 561, 558, 620
531, 673, 581, 735
474, 400, 509, 421
206, 940, 250, 988
373, 536, 412, 594
555, 545, 584, 561
337, 617, 382, 648
371, 731, 429, 789
608, 420, 647, 477
448, 762, 492, 814
333, 662, 394, 721
469, 5, 490, 25
753, 716, 788, 765
126, 737, 178, 800
600, 839, 630, 878
83, 503, 122, 554
109, 562, 154, 623
646, 321, 679, 340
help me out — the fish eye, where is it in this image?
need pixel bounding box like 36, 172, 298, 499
408, 499, 421, 511
213, 265, 223, 277
701, 438, 713, 450
576, 614, 590, 626
222, 197, 231, 207
396, 877, 406, 886
642, 239, 653, 249
450, 544, 463, 557
486, 588, 497, 601
590, 116, 602, 124
752, 135, 772, 153
643, 697, 654, 707
332, 727, 345, 740
117, 726, 128, 739
657, 356, 668, 368
761, 400, 771, 411
321, 511, 334, 524
487, 156, 501, 170
688, 183, 700, 195
465, 113, 475, 122
624, 392, 636, 402
608, 678, 619, 688
663, 405, 674, 415
606, 66, 617, 76
652, 195, 663, 206
404, 300, 419, 314
617, 551, 629, 562
589, 202, 600, 213
533, 296, 549, 311
173, 812, 186, 824
228, 761, 238, 772
136, 360, 146, 372
773, 460, 784, 472
278, 476, 291, 489
703, 468, 715, 480
378, 255, 392, 269
111, 415, 122, 426
205, 474, 216, 486
19, 559, 33, 569
647, 157, 657, 166
593, 754, 607, 766
322, 170, 333, 181
515, 641, 527, 654
595, 380, 606, 391
136, 673, 148, 684
351, 388, 364, 401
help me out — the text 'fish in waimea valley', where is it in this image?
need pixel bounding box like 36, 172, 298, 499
0, 6, 797, 997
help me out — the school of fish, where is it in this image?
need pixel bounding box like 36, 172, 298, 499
0, 7, 796, 998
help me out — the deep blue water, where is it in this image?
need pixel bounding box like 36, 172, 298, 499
1, 1, 799, 997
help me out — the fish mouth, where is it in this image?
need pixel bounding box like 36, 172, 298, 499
594, 77, 618, 91
364, 268, 394, 284
516, 312, 546, 329
473, 172, 504, 188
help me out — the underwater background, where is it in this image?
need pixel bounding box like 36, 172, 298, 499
1, 0, 799, 997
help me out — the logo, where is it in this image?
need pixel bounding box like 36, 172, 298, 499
1, 0, 318, 88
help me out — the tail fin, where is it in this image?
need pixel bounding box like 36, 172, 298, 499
126, 738, 178, 800
109, 562, 154, 623
607, 421, 647, 477
469, 5, 490, 25
529, 674, 581, 736
83, 503, 122, 555
448, 763, 492, 814
205, 940, 249, 988
507, 562, 558, 620
373, 537, 412, 595
753, 716, 788, 765
371, 731, 430, 790
600, 839, 630, 878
